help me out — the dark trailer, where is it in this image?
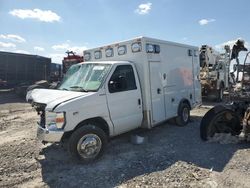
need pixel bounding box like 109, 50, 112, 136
0, 51, 51, 86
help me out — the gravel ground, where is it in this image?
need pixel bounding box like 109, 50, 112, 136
0, 91, 250, 188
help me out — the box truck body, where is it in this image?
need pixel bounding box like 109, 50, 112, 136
0, 51, 51, 86
83, 37, 201, 128
27, 37, 201, 162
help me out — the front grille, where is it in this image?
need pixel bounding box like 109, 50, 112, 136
40, 110, 46, 128
32, 102, 46, 128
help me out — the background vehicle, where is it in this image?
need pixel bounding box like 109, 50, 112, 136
0, 51, 51, 88
200, 39, 250, 141
62, 51, 83, 74
199, 45, 230, 101
27, 37, 201, 163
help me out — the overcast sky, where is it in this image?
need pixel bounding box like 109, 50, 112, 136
0, 0, 249, 63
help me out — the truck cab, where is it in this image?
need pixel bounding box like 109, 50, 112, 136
200, 45, 230, 101
27, 61, 143, 162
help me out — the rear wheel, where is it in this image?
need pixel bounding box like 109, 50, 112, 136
176, 103, 190, 126
68, 123, 107, 163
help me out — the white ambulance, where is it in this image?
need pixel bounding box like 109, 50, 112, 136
27, 37, 201, 163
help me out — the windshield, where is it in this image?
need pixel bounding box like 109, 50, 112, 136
63, 60, 80, 74
59, 63, 112, 92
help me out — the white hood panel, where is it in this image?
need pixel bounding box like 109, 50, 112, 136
27, 89, 90, 110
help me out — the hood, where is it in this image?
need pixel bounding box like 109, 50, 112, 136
27, 89, 91, 110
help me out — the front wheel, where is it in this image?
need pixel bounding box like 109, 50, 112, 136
68, 124, 107, 163
175, 103, 190, 126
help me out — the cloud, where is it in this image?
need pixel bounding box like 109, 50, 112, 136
50, 43, 87, 63
0, 49, 7, 52
135, 2, 152, 15
182, 37, 188, 42
198, 18, 216, 25
52, 42, 87, 54
0, 43, 30, 54
68, 46, 87, 54
215, 38, 249, 50
9, 9, 61, 22
34, 46, 45, 52
215, 39, 236, 50
0, 41, 16, 48
48, 53, 65, 63
0, 34, 26, 43
15, 50, 30, 54
52, 43, 69, 50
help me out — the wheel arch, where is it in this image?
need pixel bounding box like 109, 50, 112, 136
178, 98, 191, 111
62, 117, 110, 141
175, 98, 191, 126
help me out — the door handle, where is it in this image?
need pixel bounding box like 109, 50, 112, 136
138, 99, 141, 105
157, 88, 161, 94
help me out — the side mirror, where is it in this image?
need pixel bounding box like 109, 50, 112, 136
109, 76, 126, 92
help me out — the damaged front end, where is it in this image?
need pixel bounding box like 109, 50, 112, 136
29, 96, 65, 143
32, 102, 46, 128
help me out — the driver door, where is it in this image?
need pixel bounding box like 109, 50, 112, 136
106, 64, 143, 135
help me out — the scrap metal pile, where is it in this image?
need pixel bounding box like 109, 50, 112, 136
200, 40, 250, 141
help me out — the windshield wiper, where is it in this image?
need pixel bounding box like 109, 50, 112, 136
61, 88, 68, 91
70, 86, 89, 92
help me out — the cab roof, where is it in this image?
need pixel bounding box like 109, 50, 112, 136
78, 60, 131, 66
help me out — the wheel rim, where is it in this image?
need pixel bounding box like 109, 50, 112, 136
77, 134, 102, 159
182, 107, 189, 123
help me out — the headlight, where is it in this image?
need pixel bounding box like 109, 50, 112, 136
46, 112, 65, 130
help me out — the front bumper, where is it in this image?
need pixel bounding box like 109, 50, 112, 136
37, 125, 64, 143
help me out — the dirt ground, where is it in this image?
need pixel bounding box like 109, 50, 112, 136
0, 91, 250, 188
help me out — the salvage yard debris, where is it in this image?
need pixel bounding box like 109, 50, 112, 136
1, 91, 250, 187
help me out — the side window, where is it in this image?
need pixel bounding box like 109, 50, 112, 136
108, 65, 137, 93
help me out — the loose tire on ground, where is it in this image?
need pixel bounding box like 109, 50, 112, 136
68, 123, 107, 163
175, 103, 190, 126
200, 105, 241, 141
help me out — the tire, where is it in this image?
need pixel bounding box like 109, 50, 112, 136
200, 107, 219, 141
175, 103, 190, 126
68, 123, 107, 163
200, 106, 241, 141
